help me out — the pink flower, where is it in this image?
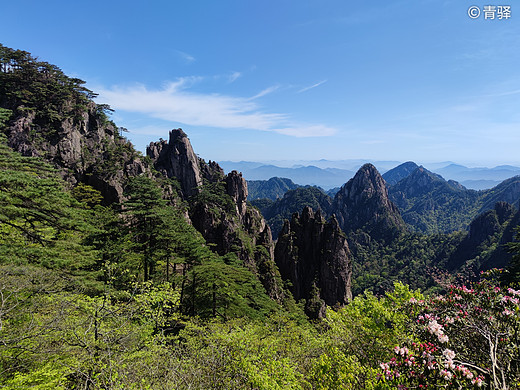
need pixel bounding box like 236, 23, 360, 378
427, 320, 442, 335
445, 359, 455, 370
507, 287, 520, 296
472, 377, 484, 387
442, 349, 455, 360
440, 369, 453, 380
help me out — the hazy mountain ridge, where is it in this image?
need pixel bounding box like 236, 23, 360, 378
221, 159, 520, 191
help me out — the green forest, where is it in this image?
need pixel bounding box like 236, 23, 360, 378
1, 43, 520, 389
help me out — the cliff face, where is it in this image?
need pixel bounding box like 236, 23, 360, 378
6, 102, 147, 204
147, 129, 205, 198
147, 130, 283, 300
274, 206, 352, 318
332, 163, 406, 241
188, 169, 284, 300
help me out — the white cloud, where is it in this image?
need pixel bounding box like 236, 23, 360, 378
175, 50, 196, 64
97, 80, 336, 137
249, 85, 280, 100
297, 79, 327, 93
228, 71, 242, 83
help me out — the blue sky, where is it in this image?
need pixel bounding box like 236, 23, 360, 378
2, 0, 520, 166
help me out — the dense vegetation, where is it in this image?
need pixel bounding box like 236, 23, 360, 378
387, 166, 520, 235
247, 177, 300, 201
1, 43, 520, 388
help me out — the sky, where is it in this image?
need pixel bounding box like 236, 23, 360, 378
1, 0, 520, 166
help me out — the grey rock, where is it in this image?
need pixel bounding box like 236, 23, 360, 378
275, 206, 352, 318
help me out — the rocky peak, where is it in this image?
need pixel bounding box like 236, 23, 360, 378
200, 159, 225, 183
274, 206, 352, 318
225, 170, 248, 216
332, 163, 405, 240
146, 128, 203, 198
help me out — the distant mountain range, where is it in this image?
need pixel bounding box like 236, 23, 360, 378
247, 162, 520, 236
221, 160, 520, 190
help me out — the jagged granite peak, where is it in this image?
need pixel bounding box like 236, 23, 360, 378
200, 159, 225, 183
226, 170, 248, 216
332, 163, 406, 240
382, 161, 420, 186
251, 186, 333, 241
274, 206, 352, 318
146, 128, 203, 198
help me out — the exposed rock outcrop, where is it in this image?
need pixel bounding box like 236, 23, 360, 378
147, 129, 203, 198
144, 135, 284, 301
274, 206, 352, 318
226, 170, 248, 217
147, 129, 225, 199
252, 186, 333, 240
332, 163, 406, 241
6, 102, 148, 204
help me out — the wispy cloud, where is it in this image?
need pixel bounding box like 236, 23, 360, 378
175, 50, 196, 64
97, 80, 336, 137
297, 79, 327, 93
249, 85, 280, 100
228, 71, 242, 83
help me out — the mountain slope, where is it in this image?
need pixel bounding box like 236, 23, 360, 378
247, 177, 300, 200
387, 164, 520, 234
388, 167, 480, 234
332, 163, 406, 241
0, 44, 148, 204
0, 44, 286, 319
382, 161, 420, 186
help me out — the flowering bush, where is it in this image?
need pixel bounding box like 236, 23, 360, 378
379, 270, 520, 389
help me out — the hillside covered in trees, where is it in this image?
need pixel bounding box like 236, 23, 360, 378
1, 44, 520, 389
